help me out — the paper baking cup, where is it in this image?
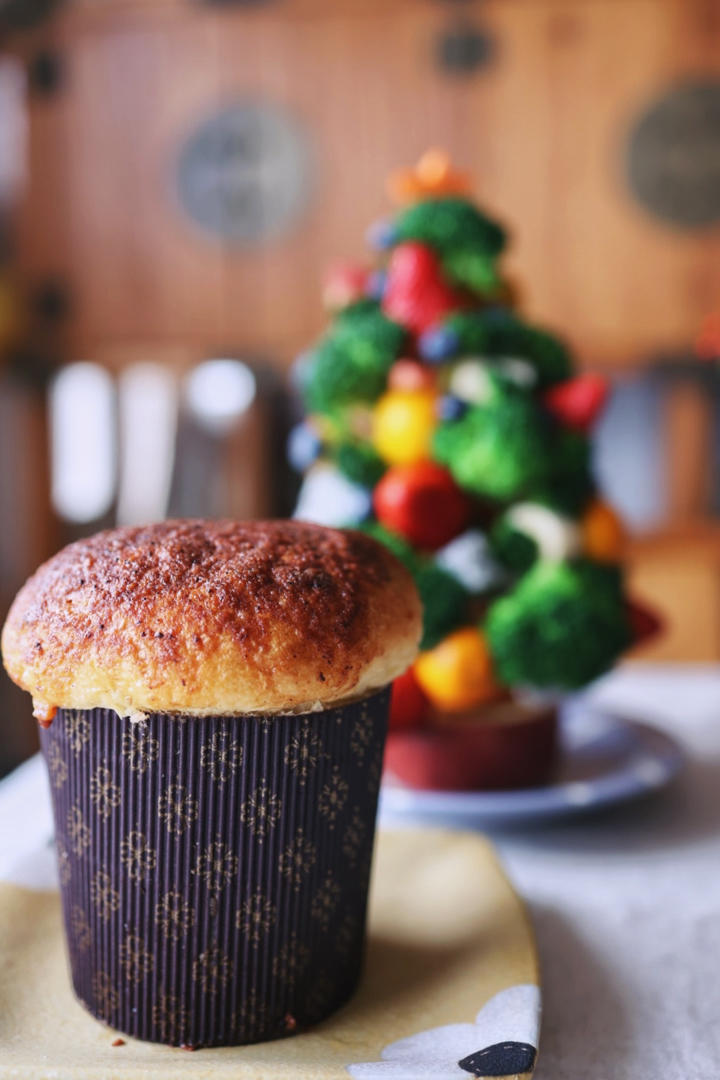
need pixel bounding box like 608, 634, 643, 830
39, 689, 390, 1047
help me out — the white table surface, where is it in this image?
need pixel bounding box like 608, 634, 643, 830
498, 663, 720, 1080
1, 662, 719, 1079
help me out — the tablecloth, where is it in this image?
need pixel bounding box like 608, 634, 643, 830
1, 663, 719, 1079
498, 663, 720, 1080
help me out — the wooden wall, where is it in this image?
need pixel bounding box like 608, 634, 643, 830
8, 0, 720, 372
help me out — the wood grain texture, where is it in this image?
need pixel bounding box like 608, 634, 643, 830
663, 381, 715, 522
8, 0, 720, 371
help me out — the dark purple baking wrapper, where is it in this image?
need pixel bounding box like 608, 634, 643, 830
39, 688, 390, 1047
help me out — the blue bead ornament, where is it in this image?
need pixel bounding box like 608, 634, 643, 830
482, 305, 513, 327
287, 422, 323, 473
437, 395, 468, 422
367, 220, 397, 251
365, 269, 387, 301
419, 324, 460, 363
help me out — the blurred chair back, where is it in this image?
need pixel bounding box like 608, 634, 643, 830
0, 346, 291, 777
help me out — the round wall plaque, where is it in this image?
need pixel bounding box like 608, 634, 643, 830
626, 80, 720, 229
176, 100, 312, 246
436, 18, 496, 77
0, 0, 60, 30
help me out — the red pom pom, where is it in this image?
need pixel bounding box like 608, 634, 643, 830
389, 668, 429, 731
388, 359, 437, 392
382, 242, 461, 335
373, 461, 472, 551
322, 262, 369, 311
627, 599, 664, 647
543, 373, 610, 431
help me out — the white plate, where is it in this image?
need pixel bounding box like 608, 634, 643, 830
379, 709, 684, 828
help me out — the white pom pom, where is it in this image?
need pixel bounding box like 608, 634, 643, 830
434, 529, 505, 594
449, 359, 493, 405
494, 356, 537, 388
506, 502, 581, 562
293, 463, 372, 527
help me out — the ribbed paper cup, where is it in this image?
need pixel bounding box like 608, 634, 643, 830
39, 688, 389, 1047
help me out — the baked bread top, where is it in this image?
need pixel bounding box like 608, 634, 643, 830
1, 519, 421, 721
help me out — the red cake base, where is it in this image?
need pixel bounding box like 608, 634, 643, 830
384, 700, 558, 792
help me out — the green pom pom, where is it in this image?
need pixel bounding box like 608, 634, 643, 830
441, 248, 500, 294
438, 310, 572, 388
304, 303, 406, 416
490, 518, 538, 575
530, 428, 595, 516
394, 197, 507, 259
359, 521, 418, 569
334, 442, 386, 488
433, 384, 553, 502
359, 522, 469, 649
334, 299, 380, 324
485, 559, 631, 689
483, 312, 571, 388
415, 562, 471, 650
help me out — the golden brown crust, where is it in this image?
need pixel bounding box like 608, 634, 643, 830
1, 520, 421, 717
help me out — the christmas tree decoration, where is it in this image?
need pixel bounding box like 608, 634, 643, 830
293, 152, 658, 783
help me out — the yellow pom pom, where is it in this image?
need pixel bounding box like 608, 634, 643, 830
581, 500, 626, 561
372, 389, 437, 465
414, 627, 498, 712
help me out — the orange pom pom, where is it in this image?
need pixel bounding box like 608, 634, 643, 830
414, 627, 499, 712
387, 149, 472, 206
582, 500, 626, 561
